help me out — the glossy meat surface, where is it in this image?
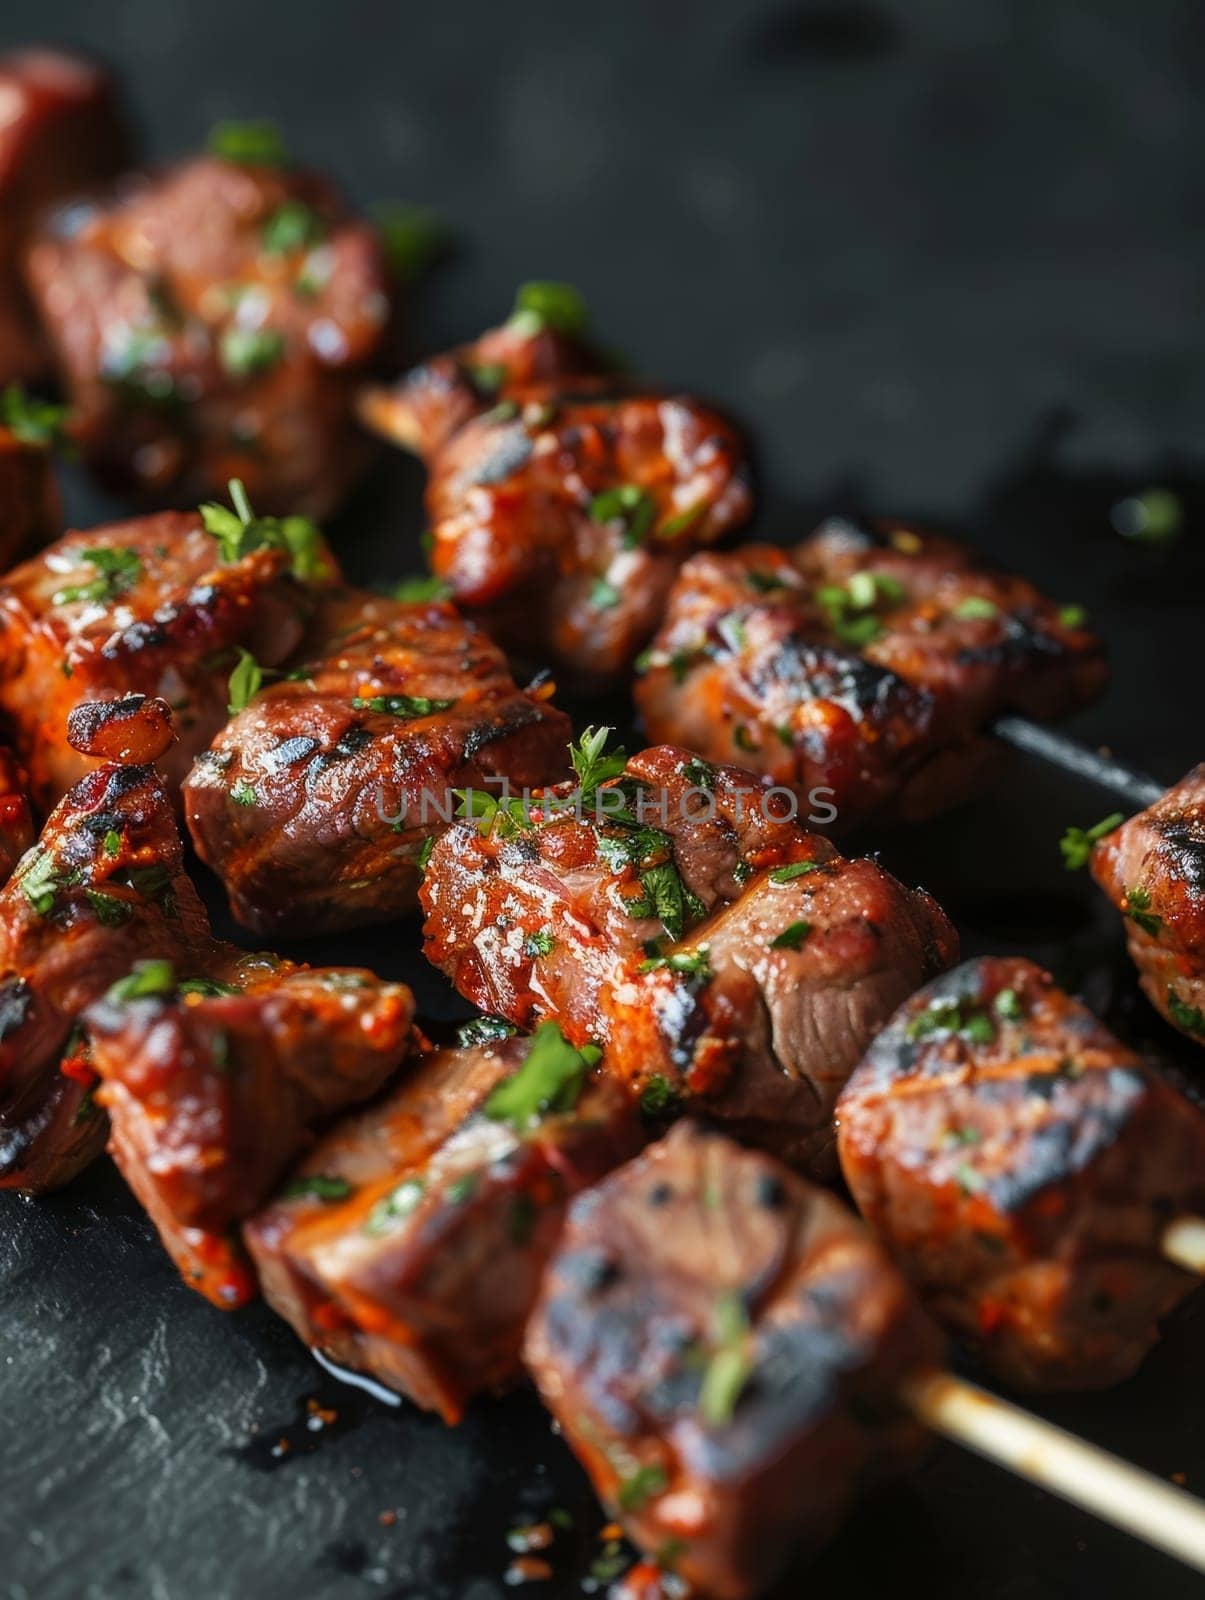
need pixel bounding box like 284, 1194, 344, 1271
525, 1122, 942, 1600
422, 744, 955, 1171
184, 587, 573, 933
636, 517, 1107, 831
0, 745, 34, 883
0, 757, 214, 1192
363, 300, 753, 688
1090, 766, 1205, 1045
0, 509, 329, 811
0, 49, 130, 385
837, 956, 1205, 1390
0, 424, 60, 567
86, 956, 416, 1307
245, 1026, 643, 1420
25, 153, 393, 514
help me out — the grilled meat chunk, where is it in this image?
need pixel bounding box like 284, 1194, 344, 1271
184, 587, 572, 934
24, 149, 394, 514
636, 518, 1107, 832
0, 49, 130, 385
361, 292, 753, 688
85, 955, 415, 1308
245, 1023, 643, 1421
0, 508, 331, 811
422, 744, 954, 1171
67, 693, 177, 765
0, 755, 214, 1192
0, 418, 60, 565
525, 1122, 942, 1600
1090, 767, 1205, 1045
837, 956, 1205, 1390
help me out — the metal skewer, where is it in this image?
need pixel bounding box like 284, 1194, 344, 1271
992, 715, 1166, 811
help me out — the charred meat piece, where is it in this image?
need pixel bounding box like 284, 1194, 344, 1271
0, 410, 61, 565
358, 281, 609, 458
420, 742, 836, 1045
422, 742, 954, 1172
67, 693, 177, 765
837, 956, 1205, 1390
0, 49, 130, 385
245, 1023, 643, 1421
362, 288, 753, 688
525, 1122, 942, 1600
0, 745, 33, 882
0, 506, 332, 811
24, 144, 394, 514
184, 586, 572, 934
85, 954, 416, 1308
636, 517, 1107, 831
1090, 767, 1205, 1046
0, 755, 215, 1192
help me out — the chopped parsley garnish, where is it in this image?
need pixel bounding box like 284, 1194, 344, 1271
371, 203, 451, 282
769, 860, 820, 884
85, 889, 132, 927
352, 693, 456, 719
638, 947, 712, 980
208, 119, 290, 167
456, 786, 532, 836
363, 1178, 425, 1235
416, 835, 436, 872
993, 987, 1024, 1021
955, 1162, 987, 1196
200, 477, 327, 581
390, 573, 451, 602
699, 1293, 753, 1426
589, 484, 655, 547
483, 1022, 600, 1131
220, 326, 286, 378
589, 575, 621, 610
1, 384, 71, 450
456, 1015, 518, 1048
227, 647, 265, 714
658, 501, 707, 540
1124, 886, 1162, 937
230, 780, 258, 807
507, 280, 588, 338
53, 545, 142, 605
617, 1465, 668, 1512
1058, 604, 1087, 628
816, 571, 904, 648
733, 724, 757, 753
102, 830, 122, 858
447, 1173, 479, 1204
18, 851, 62, 918
633, 861, 688, 942
179, 976, 241, 997
746, 569, 790, 594
769, 920, 811, 951
1059, 812, 1124, 870
261, 199, 324, 255
105, 959, 178, 1002
680, 757, 714, 791
640, 1074, 682, 1116
952, 595, 999, 621
906, 999, 995, 1043
524, 928, 557, 958
282, 1174, 354, 1203
1168, 990, 1205, 1035
569, 725, 627, 802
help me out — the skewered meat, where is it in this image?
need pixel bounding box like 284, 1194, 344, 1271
0, 746, 34, 883
421, 742, 955, 1170
24, 142, 394, 514
1090, 767, 1205, 1046
183, 586, 573, 934
525, 1121, 943, 1600
636, 517, 1107, 832
837, 956, 1205, 1390
0, 413, 60, 565
0, 505, 333, 812
0, 49, 130, 385
85, 954, 416, 1308
360, 289, 754, 689
245, 1023, 643, 1421
0, 746, 215, 1192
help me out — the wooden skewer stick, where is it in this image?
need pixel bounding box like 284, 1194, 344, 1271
1163, 1216, 1205, 1276
992, 715, 1166, 811
905, 1370, 1205, 1573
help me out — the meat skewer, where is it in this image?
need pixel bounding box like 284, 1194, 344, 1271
528, 1122, 1205, 1595
835, 955, 1205, 1390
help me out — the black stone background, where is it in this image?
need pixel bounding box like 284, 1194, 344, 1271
2, 2, 1205, 1596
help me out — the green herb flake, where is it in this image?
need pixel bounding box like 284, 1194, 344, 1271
283, 1174, 354, 1204
524, 928, 557, 958
208, 119, 290, 167
617, 1464, 668, 1512
363, 1178, 425, 1235
993, 987, 1024, 1021
769, 920, 810, 951
352, 693, 455, 719
53, 545, 143, 606
483, 1022, 600, 1130
85, 889, 132, 927
105, 959, 178, 1003
0, 384, 71, 450
227, 648, 264, 714
589, 484, 655, 548
640, 1074, 682, 1116
18, 851, 62, 918
457, 1015, 518, 1048
102, 829, 122, 858
769, 860, 820, 884
1167, 989, 1205, 1036
569, 725, 628, 802
507, 280, 588, 338
220, 327, 286, 379
638, 947, 712, 980
699, 1292, 753, 1426
261, 199, 324, 256
589, 575, 621, 610
446, 1173, 479, 1204
390, 573, 451, 603
1058, 603, 1088, 628
1060, 812, 1124, 871
952, 595, 1000, 621
230, 780, 258, 807
1124, 885, 1162, 938
372, 203, 451, 282
907, 999, 995, 1043
200, 477, 327, 582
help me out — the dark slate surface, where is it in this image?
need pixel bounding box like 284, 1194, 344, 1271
2, 3, 1205, 1597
